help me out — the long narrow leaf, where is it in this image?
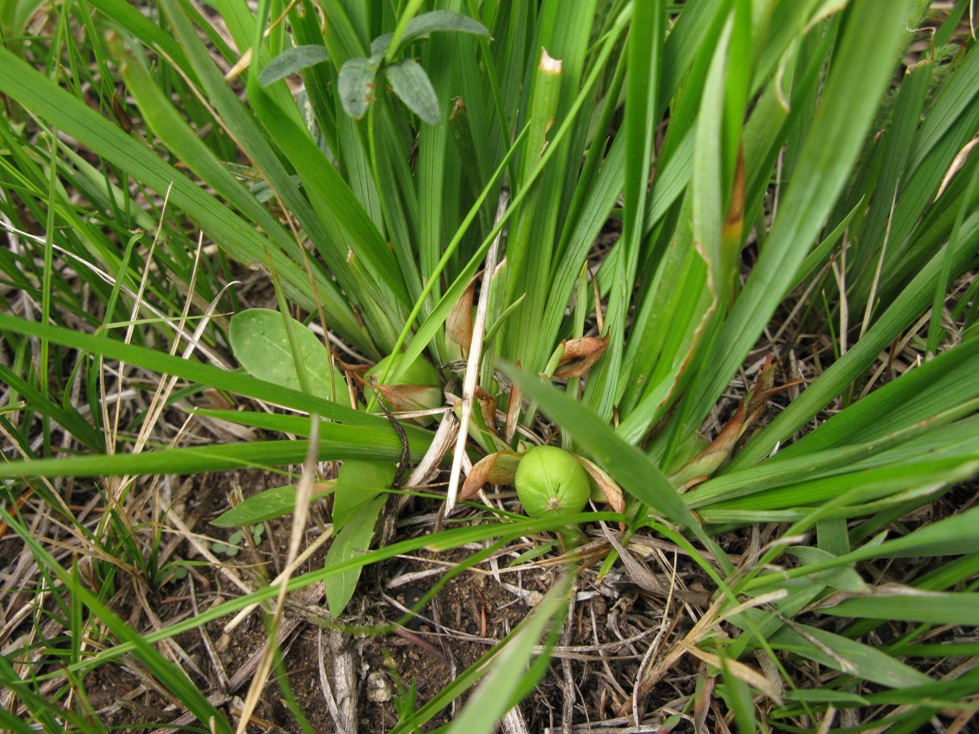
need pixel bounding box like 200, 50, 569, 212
681, 1, 915, 435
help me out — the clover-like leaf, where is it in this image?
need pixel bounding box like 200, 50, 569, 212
338, 55, 380, 120
394, 10, 490, 55
385, 58, 439, 125
258, 45, 330, 86
371, 33, 394, 56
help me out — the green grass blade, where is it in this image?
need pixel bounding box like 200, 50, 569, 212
585, 0, 661, 420
500, 44, 565, 367
699, 456, 979, 524
690, 412, 979, 510
681, 0, 915, 435
747, 503, 979, 591
0, 653, 84, 732
445, 573, 571, 734
821, 591, 979, 626
158, 0, 369, 349
4, 509, 234, 733
86, 0, 193, 71
246, 77, 411, 350
774, 336, 979, 458
732, 211, 979, 469
0, 362, 102, 452
0, 45, 343, 324
0, 433, 421, 480
768, 623, 932, 689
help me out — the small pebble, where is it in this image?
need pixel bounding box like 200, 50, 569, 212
366, 670, 392, 703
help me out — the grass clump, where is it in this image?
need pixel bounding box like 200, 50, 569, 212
1, 1, 979, 732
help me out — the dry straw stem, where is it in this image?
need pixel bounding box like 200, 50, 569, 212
447, 190, 509, 512
233, 419, 319, 734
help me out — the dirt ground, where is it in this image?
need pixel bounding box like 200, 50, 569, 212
68, 465, 731, 733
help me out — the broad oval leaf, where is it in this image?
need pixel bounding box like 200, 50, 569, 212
258, 45, 330, 86
228, 308, 344, 400
385, 58, 439, 125
338, 55, 378, 120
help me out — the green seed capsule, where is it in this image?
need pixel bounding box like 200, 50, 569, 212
514, 446, 591, 519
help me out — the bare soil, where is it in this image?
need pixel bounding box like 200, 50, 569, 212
54, 463, 725, 733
